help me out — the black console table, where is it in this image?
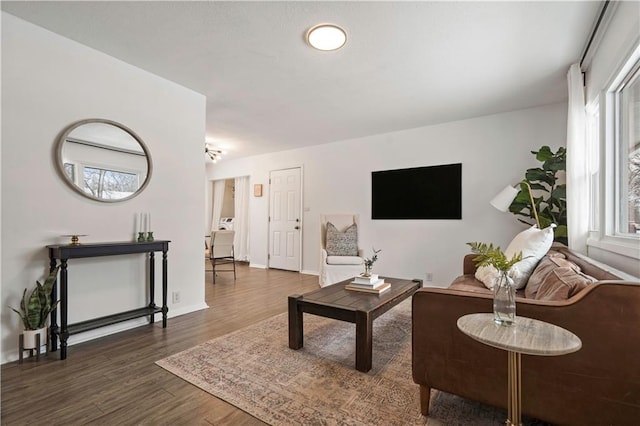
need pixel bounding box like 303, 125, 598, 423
47, 240, 170, 360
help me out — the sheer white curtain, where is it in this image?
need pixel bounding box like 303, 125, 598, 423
210, 180, 226, 233
234, 176, 250, 261
566, 63, 588, 253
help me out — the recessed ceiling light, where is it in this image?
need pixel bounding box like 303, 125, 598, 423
306, 24, 347, 51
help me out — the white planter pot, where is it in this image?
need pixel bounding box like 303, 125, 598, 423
23, 327, 47, 350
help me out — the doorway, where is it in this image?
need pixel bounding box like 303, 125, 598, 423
268, 167, 302, 271
206, 176, 250, 263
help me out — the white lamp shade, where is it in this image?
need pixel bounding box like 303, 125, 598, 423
490, 185, 519, 212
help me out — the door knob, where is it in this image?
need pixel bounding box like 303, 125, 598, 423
295, 226, 300, 230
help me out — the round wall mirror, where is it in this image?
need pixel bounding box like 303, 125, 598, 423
56, 119, 152, 202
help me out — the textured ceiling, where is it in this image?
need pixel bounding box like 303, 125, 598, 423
2, 1, 601, 161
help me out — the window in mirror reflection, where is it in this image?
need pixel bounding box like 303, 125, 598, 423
62, 137, 147, 200
83, 166, 139, 199
64, 163, 75, 181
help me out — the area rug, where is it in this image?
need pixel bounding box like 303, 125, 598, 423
156, 300, 545, 425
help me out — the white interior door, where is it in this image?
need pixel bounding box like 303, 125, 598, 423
268, 167, 302, 271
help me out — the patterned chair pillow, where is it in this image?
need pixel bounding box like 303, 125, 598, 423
325, 222, 358, 256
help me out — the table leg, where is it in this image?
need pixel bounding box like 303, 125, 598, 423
162, 249, 168, 328
149, 252, 156, 323
288, 295, 303, 349
507, 351, 522, 426
49, 257, 59, 352
355, 310, 373, 372
60, 259, 69, 360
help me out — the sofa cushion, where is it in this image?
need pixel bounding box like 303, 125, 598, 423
475, 225, 555, 290
535, 267, 597, 301
325, 222, 358, 256
525, 251, 578, 298
326, 255, 363, 265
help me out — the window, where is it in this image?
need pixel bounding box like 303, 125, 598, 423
586, 44, 640, 261
83, 166, 139, 200
612, 56, 640, 235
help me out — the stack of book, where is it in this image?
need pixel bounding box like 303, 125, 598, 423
345, 274, 391, 294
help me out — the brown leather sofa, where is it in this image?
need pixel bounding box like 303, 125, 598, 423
412, 246, 640, 425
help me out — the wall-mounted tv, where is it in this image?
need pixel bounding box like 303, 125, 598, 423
371, 163, 462, 220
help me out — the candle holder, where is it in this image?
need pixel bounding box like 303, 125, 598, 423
137, 232, 146, 242
146, 231, 154, 241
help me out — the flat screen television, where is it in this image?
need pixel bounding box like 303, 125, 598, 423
371, 163, 462, 219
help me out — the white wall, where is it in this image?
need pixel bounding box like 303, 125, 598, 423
207, 103, 568, 285
1, 13, 207, 364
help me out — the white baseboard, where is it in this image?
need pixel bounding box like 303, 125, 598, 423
250, 263, 267, 269
1, 302, 210, 364
168, 302, 209, 318
301, 269, 319, 276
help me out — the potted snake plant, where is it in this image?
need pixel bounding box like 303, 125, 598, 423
10, 266, 60, 349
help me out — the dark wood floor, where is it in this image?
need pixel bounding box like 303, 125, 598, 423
1, 261, 319, 425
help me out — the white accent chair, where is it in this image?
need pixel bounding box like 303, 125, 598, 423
209, 230, 236, 284
319, 214, 364, 287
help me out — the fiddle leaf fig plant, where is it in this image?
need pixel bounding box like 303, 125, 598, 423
509, 146, 567, 245
10, 266, 60, 330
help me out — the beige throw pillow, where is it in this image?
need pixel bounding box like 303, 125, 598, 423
535, 267, 596, 301
525, 252, 578, 298
325, 222, 358, 256
475, 225, 555, 290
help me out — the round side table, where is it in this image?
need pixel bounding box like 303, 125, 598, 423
457, 313, 581, 426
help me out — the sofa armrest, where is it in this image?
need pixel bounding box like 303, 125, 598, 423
321, 248, 328, 264
463, 253, 478, 275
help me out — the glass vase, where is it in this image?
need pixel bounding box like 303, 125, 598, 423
362, 264, 372, 277
493, 270, 516, 326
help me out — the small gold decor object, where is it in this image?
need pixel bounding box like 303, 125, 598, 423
62, 234, 87, 246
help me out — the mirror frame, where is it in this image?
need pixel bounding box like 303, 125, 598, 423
55, 118, 153, 203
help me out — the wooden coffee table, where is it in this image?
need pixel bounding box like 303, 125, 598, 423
288, 277, 422, 372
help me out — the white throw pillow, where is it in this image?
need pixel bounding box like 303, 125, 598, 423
475, 225, 556, 290
475, 264, 503, 290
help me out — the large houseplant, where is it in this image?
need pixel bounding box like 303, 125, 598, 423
509, 146, 567, 245
10, 266, 60, 349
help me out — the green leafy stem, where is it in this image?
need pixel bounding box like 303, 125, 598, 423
467, 242, 522, 272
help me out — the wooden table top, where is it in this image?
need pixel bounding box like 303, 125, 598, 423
296, 277, 421, 313
457, 313, 582, 356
